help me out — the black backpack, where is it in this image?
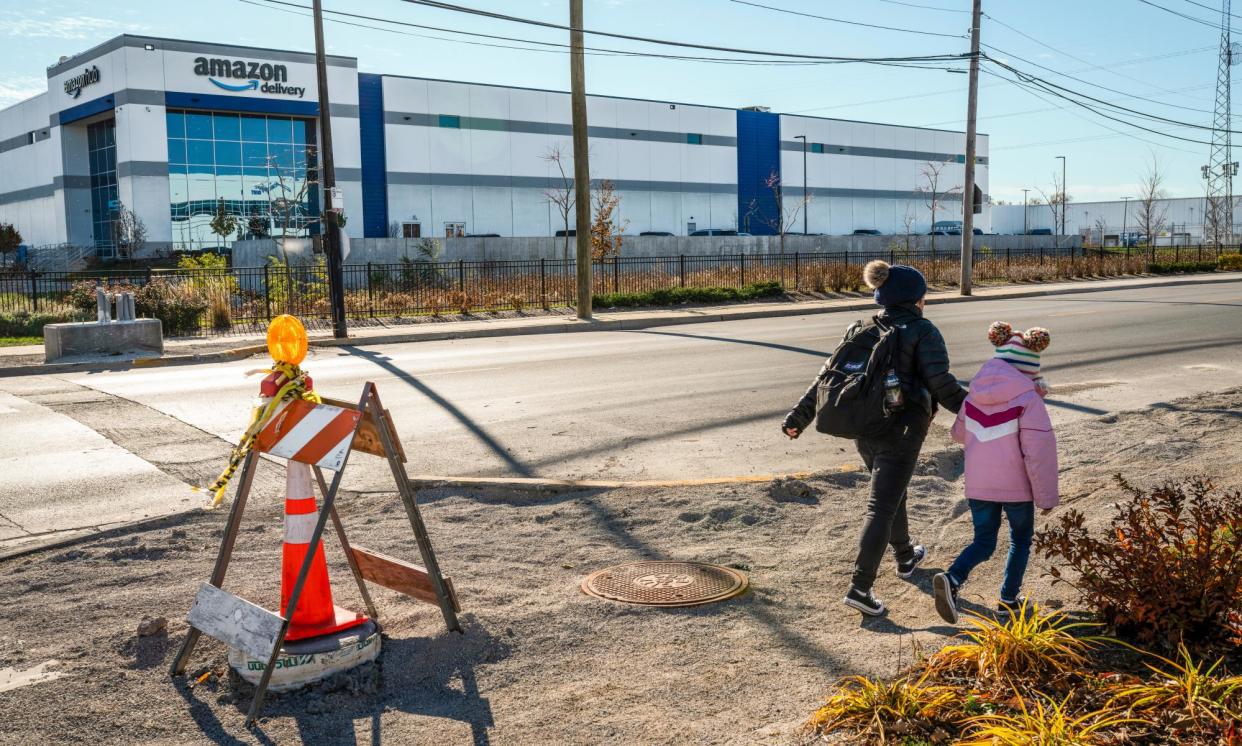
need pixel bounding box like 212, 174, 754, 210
814, 316, 903, 438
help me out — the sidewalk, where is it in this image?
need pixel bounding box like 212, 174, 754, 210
2, 272, 1238, 377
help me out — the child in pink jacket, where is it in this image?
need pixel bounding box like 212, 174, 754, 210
933, 322, 1059, 623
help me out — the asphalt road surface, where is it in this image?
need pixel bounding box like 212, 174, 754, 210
2, 279, 1240, 548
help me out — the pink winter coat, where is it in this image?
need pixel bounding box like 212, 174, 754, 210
950, 358, 1060, 510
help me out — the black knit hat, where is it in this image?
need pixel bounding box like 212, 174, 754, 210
863, 260, 927, 307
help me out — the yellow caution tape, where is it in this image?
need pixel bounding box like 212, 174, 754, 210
201, 361, 322, 509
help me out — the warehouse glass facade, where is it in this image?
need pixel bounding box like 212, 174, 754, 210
166, 110, 318, 252
87, 118, 118, 253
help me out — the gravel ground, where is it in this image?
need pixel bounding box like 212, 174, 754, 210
1, 388, 1238, 746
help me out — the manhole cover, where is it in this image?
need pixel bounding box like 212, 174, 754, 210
581, 561, 748, 607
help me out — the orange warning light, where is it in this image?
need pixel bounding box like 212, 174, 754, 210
267, 314, 308, 366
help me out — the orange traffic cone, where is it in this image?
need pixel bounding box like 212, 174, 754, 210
281, 461, 367, 641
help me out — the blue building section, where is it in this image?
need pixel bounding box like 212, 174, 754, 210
735, 109, 781, 236
357, 73, 389, 239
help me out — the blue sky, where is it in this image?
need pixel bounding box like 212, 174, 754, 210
0, 0, 1229, 203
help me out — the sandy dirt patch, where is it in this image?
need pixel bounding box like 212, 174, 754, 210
1, 389, 1238, 745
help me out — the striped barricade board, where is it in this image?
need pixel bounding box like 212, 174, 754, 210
254, 399, 362, 471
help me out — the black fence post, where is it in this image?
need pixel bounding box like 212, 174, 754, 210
739, 253, 746, 287
458, 260, 465, 292
1006, 246, 1011, 273
1039, 245, 1044, 265
28, 270, 38, 313
889, 247, 894, 265
679, 254, 686, 288
145, 266, 153, 286
793, 252, 799, 291
263, 265, 271, 321
1198, 244, 1203, 262
540, 258, 547, 301
613, 257, 620, 294
1175, 245, 1180, 263
366, 262, 374, 317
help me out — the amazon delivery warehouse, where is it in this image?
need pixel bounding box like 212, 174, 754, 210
0, 34, 989, 259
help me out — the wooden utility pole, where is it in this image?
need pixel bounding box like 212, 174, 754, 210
312, 0, 348, 338
569, 0, 592, 319
959, 0, 982, 296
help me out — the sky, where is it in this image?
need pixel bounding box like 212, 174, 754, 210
0, 0, 1232, 204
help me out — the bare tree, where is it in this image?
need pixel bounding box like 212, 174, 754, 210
109, 202, 147, 260
1136, 155, 1169, 249
1093, 214, 1108, 248
917, 159, 962, 254
261, 148, 322, 266
541, 144, 575, 263
901, 207, 917, 254
1035, 171, 1070, 248
1204, 192, 1235, 247
761, 169, 811, 255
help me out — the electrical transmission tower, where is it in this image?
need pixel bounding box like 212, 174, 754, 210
1204, 0, 1240, 246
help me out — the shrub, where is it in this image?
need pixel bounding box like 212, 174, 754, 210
928, 602, 1100, 683
448, 290, 473, 315
807, 672, 959, 743
594, 281, 782, 308
1147, 260, 1217, 274
1108, 643, 1242, 726
959, 695, 1137, 745
1218, 252, 1242, 271
505, 293, 526, 313
1034, 475, 1242, 655
134, 277, 208, 336
0, 309, 86, 336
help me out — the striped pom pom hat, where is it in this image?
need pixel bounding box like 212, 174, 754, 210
988, 321, 1051, 379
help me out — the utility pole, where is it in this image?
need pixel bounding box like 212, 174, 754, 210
794, 134, 808, 234
312, 0, 347, 339
569, 0, 592, 320
959, 0, 982, 295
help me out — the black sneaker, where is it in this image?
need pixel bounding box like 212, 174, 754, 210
997, 597, 1029, 615
933, 573, 960, 624
843, 587, 886, 616
895, 545, 927, 579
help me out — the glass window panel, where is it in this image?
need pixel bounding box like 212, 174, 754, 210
243, 141, 268, 168
166, 111, 185, 140
241, 115, 267, 142
167, 163, 188, 176
167, 138, 186, 164
269, 143, 293, 170
215, 165, 242, 176
292, 120, 307, 145
267, 117, 293, 143
213, 113, 241, 141
187, 139, 214, 165
104, 148, 116, 172
103, 124, 115, 148
215, 140, 241, 167
215, 172, 244, 210
293, 146, 307, 169
188, 162, 214, 176
186, 112, 213, 139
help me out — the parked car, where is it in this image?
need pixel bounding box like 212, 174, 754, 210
852, 229, 882, 236
554, 229, 576, 237
1027, 228, 1053, 236
639, 231, 674, 236
928, 230, 951, 236
783, 231, 824, 236
932, 220, 963, 235
467, 233, 500, 238
689, 229, 751, 236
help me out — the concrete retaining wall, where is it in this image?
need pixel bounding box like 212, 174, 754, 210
231, 233, 1080, 268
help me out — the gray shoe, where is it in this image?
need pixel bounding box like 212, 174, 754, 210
933, 573, 960, 624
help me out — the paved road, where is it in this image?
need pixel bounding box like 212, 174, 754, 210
2, 279, 1240, 549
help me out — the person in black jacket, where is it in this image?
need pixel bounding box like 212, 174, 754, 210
782, 260, 966, 616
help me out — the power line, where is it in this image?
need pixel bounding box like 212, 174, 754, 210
398, 0, 966, 62
983, 11, 1209, 103
1181, 0, 1242, 20
873, 0, 968, 12
727, 0, 965, 39
1135, 0, 1225, 29
248, 0, 961, 68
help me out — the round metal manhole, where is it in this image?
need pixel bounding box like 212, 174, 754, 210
581, 561, 749, 607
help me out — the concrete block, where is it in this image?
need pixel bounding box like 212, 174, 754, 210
43, 319, 164, 362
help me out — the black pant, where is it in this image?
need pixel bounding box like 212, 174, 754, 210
851, 412, 930, 592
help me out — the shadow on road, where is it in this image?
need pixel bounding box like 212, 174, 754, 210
341, 345, 534, 478
627, 329, 831, 358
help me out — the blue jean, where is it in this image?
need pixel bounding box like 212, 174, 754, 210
946, 500, 1035, 602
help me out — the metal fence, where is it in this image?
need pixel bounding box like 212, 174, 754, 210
0, 244, 1233, 337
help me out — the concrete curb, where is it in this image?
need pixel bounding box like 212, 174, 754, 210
0, 510, 203, 563
2, 273, 1238, 378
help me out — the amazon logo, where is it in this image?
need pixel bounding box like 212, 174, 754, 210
192, 56, 305, 99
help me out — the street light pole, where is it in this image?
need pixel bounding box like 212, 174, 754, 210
1121, 196, 1131, 246
794, 134, 807, 234
959, 0, 982, 295
311, 0, 347, 339
1055, 155, 1067, 239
